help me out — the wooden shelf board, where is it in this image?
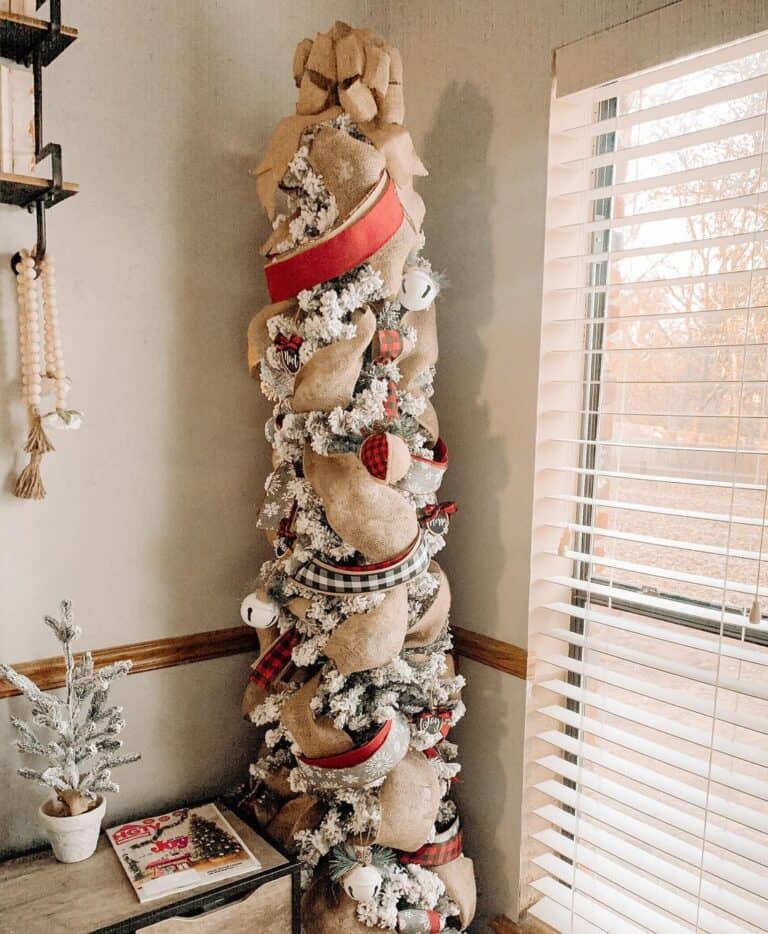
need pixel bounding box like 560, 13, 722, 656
0, 11, 77, 66
0, 171, 78, 208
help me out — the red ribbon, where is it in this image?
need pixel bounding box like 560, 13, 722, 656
400, 829, 464, 867
299, 719, 393, 770
421, 501, 458, 522
275, 334, 303, 352
264, 174, 403, 302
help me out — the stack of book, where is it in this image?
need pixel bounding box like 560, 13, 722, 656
1, 1, 38, 175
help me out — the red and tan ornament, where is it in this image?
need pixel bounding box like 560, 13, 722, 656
359, 432, 411, 484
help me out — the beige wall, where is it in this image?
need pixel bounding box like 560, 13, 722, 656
0, 0, 391, 855
0, 0, 695, 926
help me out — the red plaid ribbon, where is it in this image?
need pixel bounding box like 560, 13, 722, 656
384, 380, 398, 420
400, 829, 464, 867
374, 328, 403, 364
360, 433, 389, 480
248, 627, 299, 690
275, 334, 303, 353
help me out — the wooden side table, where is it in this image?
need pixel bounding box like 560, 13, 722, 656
0, 806, 300, 933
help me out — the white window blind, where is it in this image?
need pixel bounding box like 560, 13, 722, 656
528, 30, 768, 934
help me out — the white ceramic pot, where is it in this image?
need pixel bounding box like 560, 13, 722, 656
38, 796, 106, 863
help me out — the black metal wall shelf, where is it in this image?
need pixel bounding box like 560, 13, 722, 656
0, 11, 77, 66
0, 1, 78, 267
0, 172, 78, 208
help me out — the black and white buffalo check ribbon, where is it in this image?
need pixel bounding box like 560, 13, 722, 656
293, 532, 430, 595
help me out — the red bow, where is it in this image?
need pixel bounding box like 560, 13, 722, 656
275, 334, 303, 353
421, 501, 458, 522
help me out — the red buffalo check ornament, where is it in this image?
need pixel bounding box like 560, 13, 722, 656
359, 432, 412, 484
360, 432, 390, 480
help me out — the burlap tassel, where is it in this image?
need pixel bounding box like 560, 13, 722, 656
14, 410, 55, 500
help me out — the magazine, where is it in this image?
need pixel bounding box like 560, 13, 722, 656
107, 803, 261, 903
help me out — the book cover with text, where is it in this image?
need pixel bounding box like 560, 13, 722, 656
107, 803, 261, 903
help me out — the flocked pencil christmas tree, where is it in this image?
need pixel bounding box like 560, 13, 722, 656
239, 22, 476, 932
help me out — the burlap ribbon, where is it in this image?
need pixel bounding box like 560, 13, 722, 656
292, 22, 405, 125
297, 714, 410, 790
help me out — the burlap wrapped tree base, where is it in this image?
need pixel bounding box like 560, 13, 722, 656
239, 21, 476, 933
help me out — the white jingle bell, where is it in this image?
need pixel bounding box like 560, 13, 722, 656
240, 590, 278, 629
342, 863, 383, 901
397, 267, 439, 311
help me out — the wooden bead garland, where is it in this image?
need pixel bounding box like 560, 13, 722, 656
14, 250, 54, 500
40, 254, 81, 430
13, 249, 80, 500
42, 255, 68, 410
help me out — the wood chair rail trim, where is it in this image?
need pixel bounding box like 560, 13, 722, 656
0, 625, 528, 700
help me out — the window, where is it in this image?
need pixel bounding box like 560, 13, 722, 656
527, 31, 768, 933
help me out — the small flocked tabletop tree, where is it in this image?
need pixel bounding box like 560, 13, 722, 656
1, 601, 139, 861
